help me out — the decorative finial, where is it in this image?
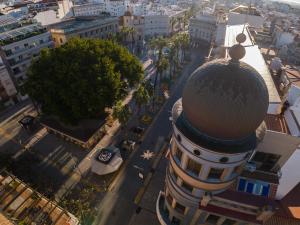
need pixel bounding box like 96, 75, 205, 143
236, 33, 247, 44
229, 44, 246, 62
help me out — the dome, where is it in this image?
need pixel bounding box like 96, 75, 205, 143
182, 59, 269, 140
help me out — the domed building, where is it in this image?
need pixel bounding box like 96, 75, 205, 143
155, 38, 279, 225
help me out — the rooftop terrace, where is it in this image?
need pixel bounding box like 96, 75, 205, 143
0, 23, 47, 46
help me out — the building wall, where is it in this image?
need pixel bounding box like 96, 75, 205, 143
189, 16, 217, 44
120, 15, 145, 43
50, 18, 119, 47
144, 15, 169, 37
228, 13, 264, 30
255, 130, 300, 170
72, 3, 105, 17
1, 31, 53, 87
0, 64, 17, 105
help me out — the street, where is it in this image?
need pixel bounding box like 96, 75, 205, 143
93, 48, 207, 225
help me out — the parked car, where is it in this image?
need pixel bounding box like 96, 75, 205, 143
131, 126, 145, 135
121, 139, 136, 151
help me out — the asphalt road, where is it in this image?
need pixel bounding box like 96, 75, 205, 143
93, 48, 207, 225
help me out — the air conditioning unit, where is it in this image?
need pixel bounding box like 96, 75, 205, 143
245, 162, 256, 172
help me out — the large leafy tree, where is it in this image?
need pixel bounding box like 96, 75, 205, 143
25, 38, 143, 124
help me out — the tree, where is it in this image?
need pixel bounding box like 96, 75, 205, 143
179, 33, 190, 60
133, 84, 150, 114
120, 26, 136, 52
24, 38, 143, 124
112, 101, 132, 126
149, 37, 169, 98
167, 43, 177, 78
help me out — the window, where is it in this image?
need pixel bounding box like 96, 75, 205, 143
174, 146, 182, 163
171, 216, 181, 225
219, 157, 228, 163
222, 219, 236, 225
238, 178, 270, 197
181, 181, 193, 193
186, 159, 201, 176
193, 149, 201, 156
208, 168, 224, 179
252, 152, 280, 171
206, 214, 220, 224
174, 202, 185, 214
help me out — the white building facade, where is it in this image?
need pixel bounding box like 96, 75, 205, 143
72, 3, 105, 17
189, 14, 217, 45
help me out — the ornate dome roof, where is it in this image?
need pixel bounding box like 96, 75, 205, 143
182, 56, 269, 140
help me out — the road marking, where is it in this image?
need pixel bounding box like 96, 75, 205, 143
134, 140, 167, 205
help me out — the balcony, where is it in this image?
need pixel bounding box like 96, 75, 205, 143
156, 191, 171, 225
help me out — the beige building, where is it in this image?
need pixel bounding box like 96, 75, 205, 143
156, 25, 300, 225
119, 11, 145, 46
50, 16, 119, 47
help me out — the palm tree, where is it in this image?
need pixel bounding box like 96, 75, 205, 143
179, 33, 190, 60
167, 43, 177, 79
149, 37, 169, 106
112, 101, 132, 127
119, 27, 136, 52
133, 84, 150, 114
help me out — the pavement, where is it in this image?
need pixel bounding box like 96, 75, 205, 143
0, 103, 38, 155
93, 47, 207, 225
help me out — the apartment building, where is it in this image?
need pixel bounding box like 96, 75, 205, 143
0, 62, 17, 106
144, 6, 187, 38
228, 5, 264, 31
119, 11, 145, 44
50, 16, 119, 47
0, 16, 54, 100
72, 3, 105, 17
189, 14, 217, 45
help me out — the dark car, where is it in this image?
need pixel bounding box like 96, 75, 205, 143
131, 126, 145, 135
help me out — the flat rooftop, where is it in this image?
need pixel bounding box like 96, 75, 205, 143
224, 25, 282, 114
0, 23, 46, 42
50, 16, 118, 34
241, 45, 281, 113
224, 24, 255, 47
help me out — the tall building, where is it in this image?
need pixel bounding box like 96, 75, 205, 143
0, 61, 17, 106
0, 16, 54, 100
228, 6, 264, 31
189, 14, 217, 46
156, 32, 300, 225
